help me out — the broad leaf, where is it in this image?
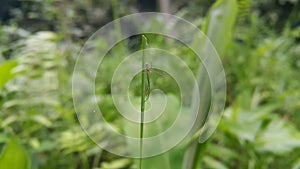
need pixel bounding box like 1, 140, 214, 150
220, 105, 278, 142
183, 0, 238, 168
0, 60, 18, 90
254, 118, 300, 155
0, 137, 31, 169
202, 0, 238, 55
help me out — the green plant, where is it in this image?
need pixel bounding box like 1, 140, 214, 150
0, 137, 31, 169
183, 0, 238, 168
0, 0, 300, 169
139, 34, 148, 169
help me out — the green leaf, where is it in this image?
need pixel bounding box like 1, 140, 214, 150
198, 0, 238, 141
221, 118, 262, 142
0, 137, 31, 169
183, 0, 238, 168
292, 158, 300, 169
100, 158, 131, 169
254, 118, 300, 155
203, 156, 229, 169
0, 60, 18, 90
202, 0, 238, 55
207, 143, 238, 162
124, 94, 181, 169
1, 115, 18, 128
220, 105, 278, 142
32, 115, 52, 127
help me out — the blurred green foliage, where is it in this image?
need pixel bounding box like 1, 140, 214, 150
0, 137, 31, 169
0, 0, 300, 169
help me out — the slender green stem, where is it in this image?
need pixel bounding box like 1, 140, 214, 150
80, 153, 89, 169
191, 142, 208, 169
145, 67, 151, 101
140, 35, 148, 169
111, 0, 124, 57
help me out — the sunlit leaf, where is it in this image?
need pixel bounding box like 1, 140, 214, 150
0, 137, 31, 169
254, 118, 300, 154
99, 158, 131, 169
220, 105, 278, 142
203, 156, 228, 169
292, 158, 300, 169
32, 115, 52, 127
1, 115, 18, 128
202, 0, 238, 55
183, 0, 238, 168
0, 60, 18, 90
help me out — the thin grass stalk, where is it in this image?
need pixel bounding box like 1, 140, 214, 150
140, 35, 148, 169
111, 0, 125, 56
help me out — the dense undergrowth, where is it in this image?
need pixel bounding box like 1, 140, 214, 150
0, 0, 300, 169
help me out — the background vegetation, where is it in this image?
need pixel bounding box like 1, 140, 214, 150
0, 0, 300, 169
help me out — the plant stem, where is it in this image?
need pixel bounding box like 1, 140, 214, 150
111, 0, 124, 57
140, 35, 147, 169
